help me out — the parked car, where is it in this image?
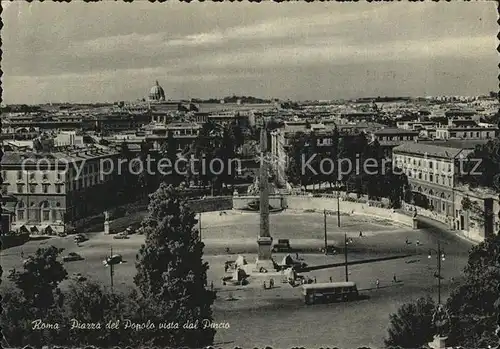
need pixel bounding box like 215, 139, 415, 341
103, 254, 123, 266
71, 273, 87, 282
113, 232, 129, 239
320, 245, 337, 255
272, 239, 292, 252
74, 234, 88, 243
63, 252, 84, 262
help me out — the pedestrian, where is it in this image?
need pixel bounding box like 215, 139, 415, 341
263, 281, 267, 289
416, 240, 420, 246
210, 281, 214, 291
314, 277, 317, 284
329, 276, 333, 282
393, 274, 397, 283
359, 231, 363, 237
296, 252, 299, 259
224, 263, 228, 273
20, 251, 24, 259
269, 278, 274, 288
405, 237, 409, 245
376, 279, 380, 288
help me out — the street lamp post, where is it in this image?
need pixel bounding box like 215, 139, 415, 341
323, 209, 328, 254
199, 213, 202, 241
428, 240, 446, 304
334, 182, 341, 228
109, 246, 114, 293
344, 233, 349, 282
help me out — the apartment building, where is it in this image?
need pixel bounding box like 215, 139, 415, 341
372, 128, 420, 158
144, 122, 202, 152
1, 145, 122, 234
393, 142, 498, 239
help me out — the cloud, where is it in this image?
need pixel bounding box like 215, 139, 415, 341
196, 35, 495, 70
1, 1, 497, 103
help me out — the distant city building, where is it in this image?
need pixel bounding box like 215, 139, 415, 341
144, 122, 202, 152
435, 126, 498, 140
371, 128, 420, 158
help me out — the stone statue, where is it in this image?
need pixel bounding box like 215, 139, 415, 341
247, 176, 260, 195
432, 304, 451, 337
103, 211, 110, 235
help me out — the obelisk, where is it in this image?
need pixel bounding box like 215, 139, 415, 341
254, 124, 275, 272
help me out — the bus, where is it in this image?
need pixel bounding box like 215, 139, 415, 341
302, 282, 359, 305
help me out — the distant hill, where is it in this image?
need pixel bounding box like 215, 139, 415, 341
192, 96, 273, 104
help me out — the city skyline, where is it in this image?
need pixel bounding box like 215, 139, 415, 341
2, 1, 498, 104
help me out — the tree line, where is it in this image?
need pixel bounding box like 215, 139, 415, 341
285, 129, 412, 209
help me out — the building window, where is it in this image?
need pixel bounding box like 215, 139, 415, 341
1, 185, 8, 195
430, 174, 434, 182
41, 201, 50, 221
17, 210, 24, 220
42, 184, 49, 193
17, 184, 24, 193
29, 172, 35, 180
29, 184, 36, 194
55, 184, 63, 194
429, 161, 433, 169
17, 171, 22, 180
42, 174, 48, 181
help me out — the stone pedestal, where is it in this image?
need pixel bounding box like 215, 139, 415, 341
254, 237, 276, 272
428, 335, 449, 349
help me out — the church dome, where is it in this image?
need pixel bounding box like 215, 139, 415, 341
149, 81, 166, 101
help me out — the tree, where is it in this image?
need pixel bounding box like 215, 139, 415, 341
459, 138, 500, 190
161, 131, 183, 186
446, 234, 500, 348
64, 281, 132, 347
8, 245, 67, 310
385, 296, 436, 348
133, 183, 216, 347
285, 132, 309, 189
1, 287, 69, 347
3, 246, 69, 347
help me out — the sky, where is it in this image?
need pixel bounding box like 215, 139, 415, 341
2, 1, 498, 104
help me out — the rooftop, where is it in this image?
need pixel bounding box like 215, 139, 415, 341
374, 128, 420, 135
419, 139, 490, 149
392, 142, 471, 159
1, 146, 118, 165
